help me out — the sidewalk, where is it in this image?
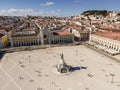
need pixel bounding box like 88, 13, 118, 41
85, 41, 120, 56
83, 41, 120, 63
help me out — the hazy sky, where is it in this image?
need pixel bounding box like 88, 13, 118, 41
0, 0, 120, 16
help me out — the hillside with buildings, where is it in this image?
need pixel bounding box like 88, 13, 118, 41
0, 10, 120, 55
1, 10, 120, 90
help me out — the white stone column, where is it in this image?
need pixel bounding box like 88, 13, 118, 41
72, 34, 74, 43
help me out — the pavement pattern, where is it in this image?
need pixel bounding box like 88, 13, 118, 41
0, 45, 120, 90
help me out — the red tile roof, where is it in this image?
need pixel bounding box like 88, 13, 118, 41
65, 25, 81, 30
0, 29, 7, 33
91, 23, 100, 25
81, 30, 89, 33
54, 30, 71, 35
100, 26, 120, 31
95, 31, 120, 41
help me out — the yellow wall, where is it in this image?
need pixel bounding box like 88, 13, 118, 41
44, 38, 48, 44
1, 35, 8, 46
53, 35, 73, 41
13, 36, 38, 43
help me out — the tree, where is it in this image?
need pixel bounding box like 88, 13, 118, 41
117, 13, 120, 16
82, 10, 108, 17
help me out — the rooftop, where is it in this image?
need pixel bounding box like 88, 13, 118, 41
0, 29, 7, 33
95, 31, 120, 41
100, 26, 120, 32
53, 30, 72, 35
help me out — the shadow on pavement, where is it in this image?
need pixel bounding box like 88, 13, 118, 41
70, 66, 87, 72
0, 51, 6, 60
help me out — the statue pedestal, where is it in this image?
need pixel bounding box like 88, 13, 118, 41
56, 63, 71, 73
52, 53, 73, 75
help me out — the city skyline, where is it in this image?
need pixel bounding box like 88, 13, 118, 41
0, 0, 120, 16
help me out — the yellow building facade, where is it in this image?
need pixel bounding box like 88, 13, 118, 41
10, 34, 41, 47
51, 34, 73, 44
0, 35, 8, 48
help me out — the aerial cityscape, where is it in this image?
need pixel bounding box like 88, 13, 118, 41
0, 0, 120, 90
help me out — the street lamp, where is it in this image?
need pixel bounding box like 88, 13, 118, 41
79, 29, 81, 44
28, 56, 31, 62
110, 73, 115, 83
